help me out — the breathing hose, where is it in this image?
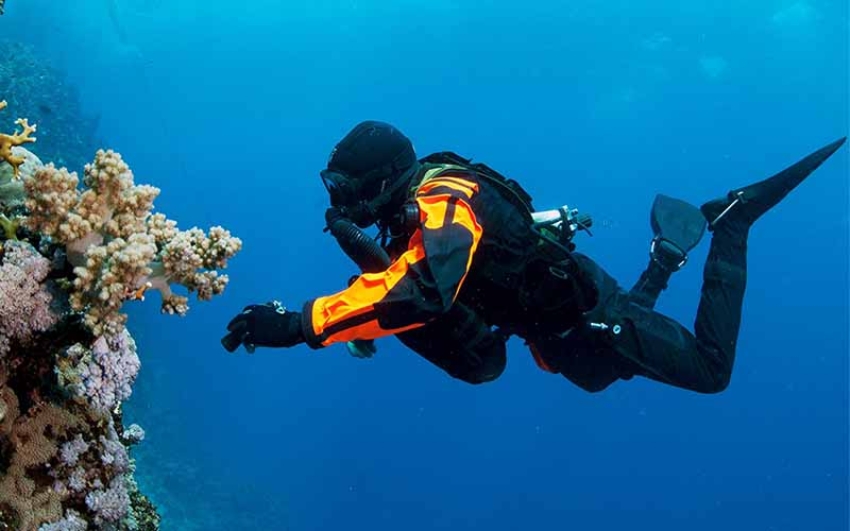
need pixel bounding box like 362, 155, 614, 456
325, 208, 392, 358
326, 210, 392, 274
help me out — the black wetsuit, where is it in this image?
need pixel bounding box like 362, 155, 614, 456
303, 139, 844, 393
386, 168, 746, 394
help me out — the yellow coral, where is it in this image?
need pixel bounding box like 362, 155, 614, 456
0, 100, 37, 179
0, 213, 20, 240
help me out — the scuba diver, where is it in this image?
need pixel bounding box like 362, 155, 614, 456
222, 121, 846, 394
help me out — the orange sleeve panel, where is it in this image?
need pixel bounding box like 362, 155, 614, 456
301, 175, 484, 348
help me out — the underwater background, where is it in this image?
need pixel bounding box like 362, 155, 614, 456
1, 0, 847, 529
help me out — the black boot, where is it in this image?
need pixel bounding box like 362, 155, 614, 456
631, 256, 675, 309
701, 137, 846, 235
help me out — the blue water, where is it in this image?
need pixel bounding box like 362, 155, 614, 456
3, 1, 848, 529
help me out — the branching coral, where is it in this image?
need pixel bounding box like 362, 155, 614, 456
0, 101, 37, 179
23, 148, 242, 336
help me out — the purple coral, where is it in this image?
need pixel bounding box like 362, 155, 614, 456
98, 429, 130, 470
121, 423, 145, 445
67, 466, 87, 493
71, 328, 140, 415
59, 434, 90, 466
85, 476, 130, 524
0, 239, 58, 355
38, 510, 89, 531
48, 421, 134, 525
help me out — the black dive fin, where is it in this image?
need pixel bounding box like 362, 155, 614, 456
650, 194, 707, 269
629, 194, 707, 308
702, 136, 847, 230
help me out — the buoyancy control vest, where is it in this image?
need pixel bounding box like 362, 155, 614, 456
387, 152, 599, 337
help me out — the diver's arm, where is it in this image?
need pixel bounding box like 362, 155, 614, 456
301, 175, 483, 348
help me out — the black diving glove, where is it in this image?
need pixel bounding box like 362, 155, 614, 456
221, 301, 305, 353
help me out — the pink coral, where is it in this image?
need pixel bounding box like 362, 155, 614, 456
0, 240, 59, 355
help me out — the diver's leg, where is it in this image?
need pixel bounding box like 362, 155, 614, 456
524, 249, 739, 393
672, 136, 848, 390
583, 138, 847, 393
530, 139, 846, 393
604, 210, 748, 393
526, 253, 643, 393
603, 234, 745, 393
565, 253, 730, 393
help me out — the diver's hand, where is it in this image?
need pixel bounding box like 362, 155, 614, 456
221, 301, 305, 353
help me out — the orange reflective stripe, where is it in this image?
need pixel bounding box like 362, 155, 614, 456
418, 194, 450, 230
310, 232, 429, 345
448, 198, 482, 297
449, 197, 482, 240
416, 187, 482, 236
414, 191, 483, 305
418, 176, 478, 199
307, 171, 485, 348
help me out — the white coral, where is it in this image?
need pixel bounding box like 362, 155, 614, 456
22, 149, 242, 335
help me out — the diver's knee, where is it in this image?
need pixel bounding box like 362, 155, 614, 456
576, 379, 615, 393
451, 349, 507, 385
692, 369, 732, 394
559, 368, 622, 393
464, 358, 507, 385
708, 370, 732, 393
456, 371, 501, 385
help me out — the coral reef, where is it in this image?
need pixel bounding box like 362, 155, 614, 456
0, 100, 242, 530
